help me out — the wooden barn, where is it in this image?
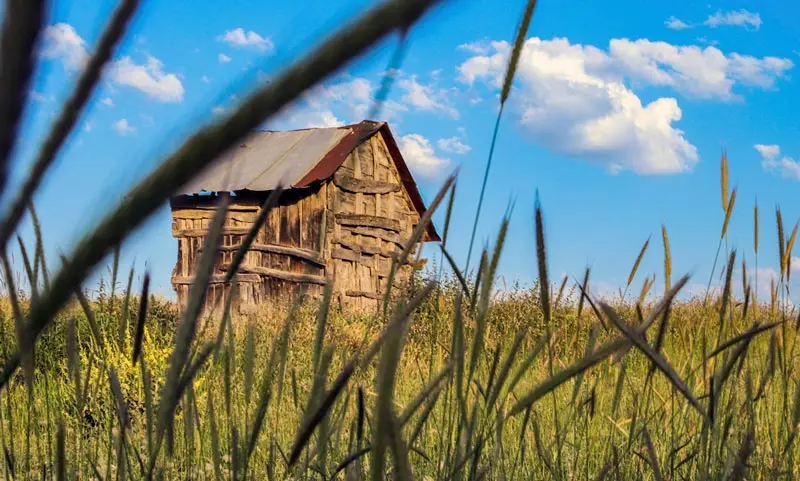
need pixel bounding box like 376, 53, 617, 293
169, 120, 441, 313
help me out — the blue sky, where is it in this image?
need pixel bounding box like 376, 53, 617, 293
8, 0, 800, 303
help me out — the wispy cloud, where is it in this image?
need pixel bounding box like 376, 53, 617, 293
438, 136, 471, 154
217, 28, 274, 53
755, 144, 800, 181
112, 118, 135, 135
100, 97, 114, 107
665, 16, 692, 30
218, 53, 231, 63
705, 9, 762, 30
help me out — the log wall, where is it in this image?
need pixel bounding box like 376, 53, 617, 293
328, 131, 423, 310
171, 186, 328, 316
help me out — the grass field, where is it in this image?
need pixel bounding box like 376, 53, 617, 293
0, 0, 798, 479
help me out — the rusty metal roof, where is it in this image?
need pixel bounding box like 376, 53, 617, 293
176, 126, 351, 194
175, 120, 440, 241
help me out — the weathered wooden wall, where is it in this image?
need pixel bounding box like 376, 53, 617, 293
328, 130, 424, 310
170, 130, 428, 315
171, 186, 328, 316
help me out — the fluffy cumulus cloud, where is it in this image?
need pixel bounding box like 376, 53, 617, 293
217, 28, 274, 52
41, 23, 88, 69
608, 39, 792, 100
755, 144, 800, 181
41, 23, 184, 102
112, 118, 135, 135
438, 136, 471, 154
705, 9, 762, 30
397, 76, 459, 119
109, 56, 184, 102
458, 38, 698, 174
100, 97, 114, 107
457, 37, 792, 174
398, 134, 451, 178
218, 53, 231, 63
665, 16, 691, 30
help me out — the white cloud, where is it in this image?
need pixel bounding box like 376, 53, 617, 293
110, 56, 184, 102
755, 144, 800, 181
608, 39, 792, 100
705, 9, 762, 30
397, 76, 459, 119
201, 75, 210, 83
84, 121, 93, 133
458, 40, 493, 55
112, 119, 135, 135
438, 136, 471, 154
218, 53, 231, 63
100, 97, 114, 107
457, 36, 793, 174
398, 134, 451, 178
42, 23, 184, 103
212, 105, 227, 115
41, 23, 88, 70
458, 38, 698, 175
217, 28, 274, 52
665, 16, 692, 30
792, 257, 800, 271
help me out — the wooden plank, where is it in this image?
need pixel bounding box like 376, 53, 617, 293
345, 290, 380, 300
172, 211, 254, 222
172, 226, 251, 237
335, 239, 398, 258
172, 273, 260, 285
175, 204, 261, 212
222, 264, 327, 285
349, 227, 406, 247
210, 243, 325, 266
332, 247, 360, 263
333, 173, 400, 195
336, 213, 400, 232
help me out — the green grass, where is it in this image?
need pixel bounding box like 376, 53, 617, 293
0, 0, 798, 478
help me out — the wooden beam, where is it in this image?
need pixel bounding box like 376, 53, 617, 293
171, 273, 260, 285
332, 247, 360, 263
349, 226, 406, 247
223, 264, 327, 285
345, 290, 380, 300
172, 226, 252, 237
172, 211, 254, 222
335, 213, 400, 232
214, 243, 325, 267
335, 239, 398, 259
333, 172, 401, 195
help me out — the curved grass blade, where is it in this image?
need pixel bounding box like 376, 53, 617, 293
0, 0, 141, 252
0, 0, 45, 200
132, 271, 150, 364
624, 236, 650, 300
600, 302, 707, 420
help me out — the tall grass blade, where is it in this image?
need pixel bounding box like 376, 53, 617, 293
132, 271, 150, 364
0, 0, 44, 200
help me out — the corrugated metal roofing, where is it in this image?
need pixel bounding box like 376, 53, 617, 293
176, 126, 351, 194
